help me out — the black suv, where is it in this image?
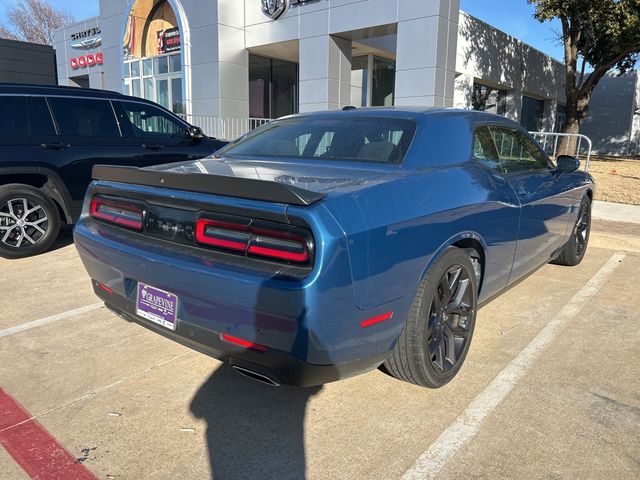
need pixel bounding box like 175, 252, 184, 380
0, 84, 225, 258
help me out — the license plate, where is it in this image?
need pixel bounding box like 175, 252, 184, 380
136, 282, 179, 330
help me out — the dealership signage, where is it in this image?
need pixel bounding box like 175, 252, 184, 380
157, 27, 181, 54
70, 27, 102, 49
70, 53, 104, 69
261, 0, 321, 20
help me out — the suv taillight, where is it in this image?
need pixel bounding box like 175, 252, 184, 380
195, 216, 312, 265
90, 196, 144, 230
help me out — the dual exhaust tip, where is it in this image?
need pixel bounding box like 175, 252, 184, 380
232, 365, 281, 387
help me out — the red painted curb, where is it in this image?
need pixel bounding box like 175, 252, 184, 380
0, 388, 97, 480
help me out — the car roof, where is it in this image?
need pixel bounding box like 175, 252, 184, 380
283, 106, 522, 127
0, 83, 153, 105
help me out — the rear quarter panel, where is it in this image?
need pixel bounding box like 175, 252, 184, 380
322, 161, 521, 310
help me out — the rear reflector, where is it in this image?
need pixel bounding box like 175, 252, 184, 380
360, 312, 394, 328
220, 334, 267, 352
195, 216, 311, 265
90, 196, 144, 230
97, 282, 114, 295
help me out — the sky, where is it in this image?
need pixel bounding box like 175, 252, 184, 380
0, 0, 564, 62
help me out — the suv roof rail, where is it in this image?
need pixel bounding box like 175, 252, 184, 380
0, 83, 122, 96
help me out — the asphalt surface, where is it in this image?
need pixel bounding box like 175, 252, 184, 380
1, 220, 639, 480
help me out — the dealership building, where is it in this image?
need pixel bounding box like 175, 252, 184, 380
54, 0, 570, 140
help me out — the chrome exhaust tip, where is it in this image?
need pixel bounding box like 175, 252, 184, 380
232, 365, 281, 387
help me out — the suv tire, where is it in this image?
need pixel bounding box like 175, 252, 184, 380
0, 184, 61, 259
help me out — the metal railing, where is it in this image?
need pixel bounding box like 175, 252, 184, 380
179, 115, 271, 141
529, 132, 593, 171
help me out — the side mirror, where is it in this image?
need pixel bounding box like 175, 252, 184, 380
557, 155, 580, 174
187, 126, 205, 140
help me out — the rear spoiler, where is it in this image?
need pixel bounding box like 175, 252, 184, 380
91, 165, 326, 207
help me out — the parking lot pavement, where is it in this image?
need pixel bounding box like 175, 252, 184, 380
1, 220, 639, 480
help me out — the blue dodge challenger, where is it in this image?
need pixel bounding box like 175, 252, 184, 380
74, 108, 594, 388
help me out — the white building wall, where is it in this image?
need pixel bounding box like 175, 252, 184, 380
454, 12, 565, 131
54, 2, 577, 136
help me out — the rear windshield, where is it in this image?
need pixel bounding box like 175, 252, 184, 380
217, 116, 417, 164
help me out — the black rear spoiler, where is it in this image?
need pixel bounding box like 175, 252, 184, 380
92, 165, 326, 207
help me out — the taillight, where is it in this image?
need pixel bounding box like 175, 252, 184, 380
90, 196, 144, 230
195, 215, 312, 265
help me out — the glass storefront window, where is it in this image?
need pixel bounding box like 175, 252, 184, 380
472, 83, 507, 116
521, 96, 545, 132
154, 56, 169, 75
130, 60, 141, 78
171, 77, 183, 114
157, 79, 169, 109
132, 78, 141, 98
144, 78, 155, 101
351, 55, 395, 107
169, 54, 181, 73
143, 58, 153, 77
555, 105, 567, 133
249, 54, 298, 119
372, 57, 395, 107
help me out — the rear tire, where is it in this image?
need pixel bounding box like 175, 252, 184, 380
384, 247, 478, 388
552, 196, 591, 267
0, 184, 60, 259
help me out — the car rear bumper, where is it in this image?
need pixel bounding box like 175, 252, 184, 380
93, 281, 387, 387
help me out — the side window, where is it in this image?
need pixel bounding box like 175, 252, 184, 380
0, 96, 29, 135
472, 126, 502, 171
120, 101, 187, 138
48, 97, 120, 137
28, 97, 56, 136
490, 126, 550, 174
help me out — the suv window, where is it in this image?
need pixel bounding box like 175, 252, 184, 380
0, 96, 29, 136
120, 101, 187, 138
28, 97, 56, 136
489, 126, 550, 173
218, 116, 417, 164
48, 97, 120, 137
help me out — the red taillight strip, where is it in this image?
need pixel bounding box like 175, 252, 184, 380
90, 197, 143, 230
220, 334, 267, 352
247, 245, 309, 262
360, 312, 394, 328
195, 217, 312, 265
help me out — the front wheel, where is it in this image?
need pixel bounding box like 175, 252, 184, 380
552, 196, 591, 267
384, 247, 478, 388
0, 184, 61, 259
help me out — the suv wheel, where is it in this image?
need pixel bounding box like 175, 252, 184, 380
0, 184, 61, 259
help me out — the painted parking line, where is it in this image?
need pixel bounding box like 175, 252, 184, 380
402, 252, 626, 480
0, 388, 97, 480
0, 303, 103, 339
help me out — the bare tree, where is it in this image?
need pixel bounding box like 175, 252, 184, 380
0, 0, 75, 46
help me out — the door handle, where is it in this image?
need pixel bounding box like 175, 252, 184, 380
41, 143, 70, 150
142, 144, 164, 150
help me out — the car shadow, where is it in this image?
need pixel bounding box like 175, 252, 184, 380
49, 225, 75, 252
190, 365, 322, 480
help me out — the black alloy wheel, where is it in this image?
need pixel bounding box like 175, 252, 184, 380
384, 247, 478, 388
552, 196, 591, 267
427, 264, 474, 375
